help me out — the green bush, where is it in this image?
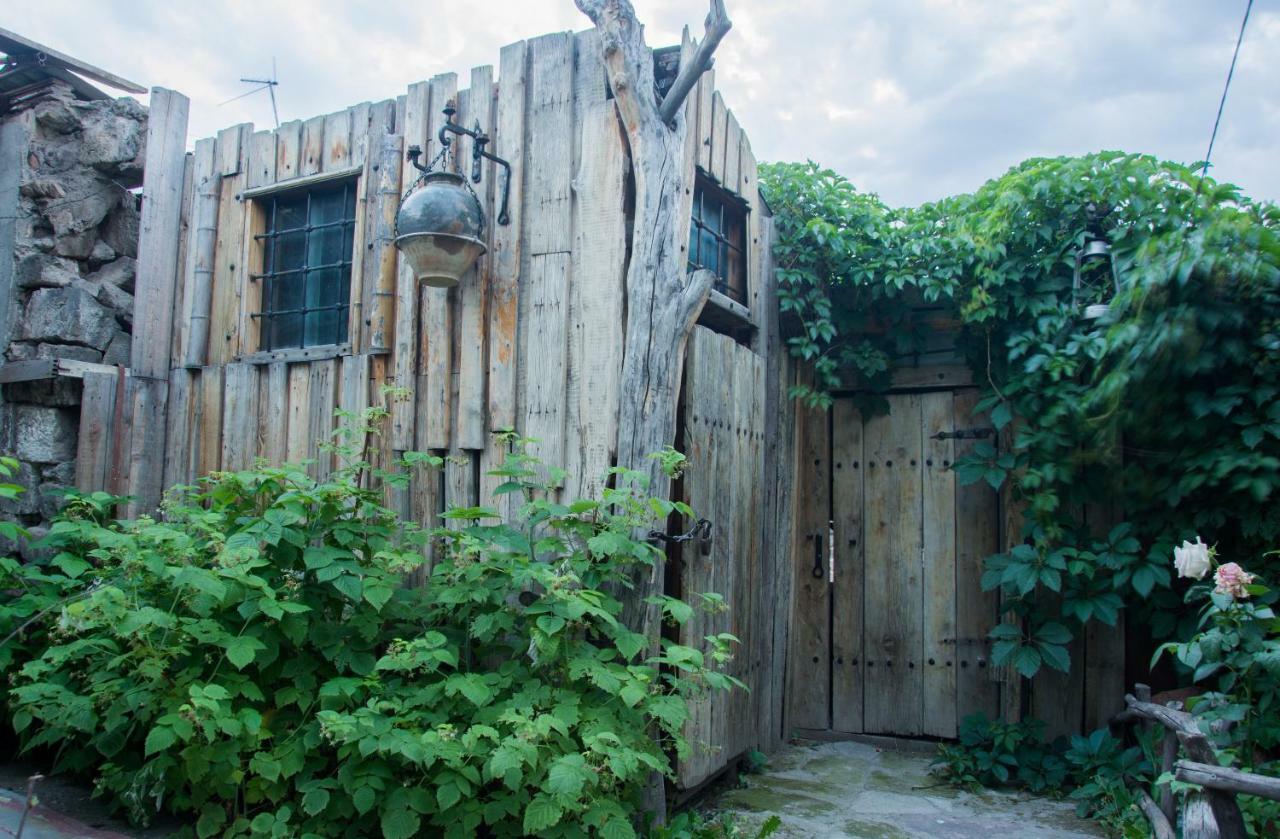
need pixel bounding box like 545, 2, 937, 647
1, 422, 741, 837
761, 155, 1280, 677
932, 714, 1151, 836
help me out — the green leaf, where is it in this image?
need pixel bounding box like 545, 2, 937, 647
523, 795, 563, 834
537, 615, 567, 635
144, 726, 176, 755
437, 781, 462, 811
333, 573, 363, 602
226, 636, 265, 670
546, 755, 587, 798
380, 807, 421, 839
353, 786, 377, 815
601, 817, 637, 839
302, 789, 330, 816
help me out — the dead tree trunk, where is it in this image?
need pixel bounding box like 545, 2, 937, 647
574, 0, 730, 637
574, 0, 731, 821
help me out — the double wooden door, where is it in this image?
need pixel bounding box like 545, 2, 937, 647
791, 388, 1003, 738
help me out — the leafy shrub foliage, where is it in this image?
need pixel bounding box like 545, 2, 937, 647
761, 154, 1280, 676
1, 422, 740, 837
932, 715, 1152, 836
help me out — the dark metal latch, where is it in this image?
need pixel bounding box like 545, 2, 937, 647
931, 427, 995, 441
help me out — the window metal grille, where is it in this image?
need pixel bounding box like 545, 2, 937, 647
688, 173, 748, 305
252, 180, 357, 350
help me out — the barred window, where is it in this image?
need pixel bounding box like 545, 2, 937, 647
254, 180, 357, 350
688, 172, 748, 305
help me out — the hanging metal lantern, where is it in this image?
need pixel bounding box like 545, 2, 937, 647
1072, 203, 1122, 320
393, 105, 512, 288
395, 168, 487, 288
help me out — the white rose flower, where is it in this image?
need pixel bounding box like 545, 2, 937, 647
1173, 537, 1211, 580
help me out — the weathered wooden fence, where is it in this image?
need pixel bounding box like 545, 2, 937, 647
72, 29, 793, 789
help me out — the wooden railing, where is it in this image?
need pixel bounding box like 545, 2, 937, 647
1115, 683, 1280, 839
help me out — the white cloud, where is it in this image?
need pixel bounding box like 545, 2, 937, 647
4, 0, 1276, 206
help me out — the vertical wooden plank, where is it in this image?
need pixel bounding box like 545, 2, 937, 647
261, 362, 289, 464
162, 369, 194, 489
831, 399, 865, 733
519, 33, 574, 477
182, 139, 220, 367
722, 111, 741, 196
480, 40, 529, 513
562, 101, 625, 501
863, 393, 924, 735
954, 389, 1001, 721
218, 123, 246, 176
197, 366, 225, 477
443, 451, 477, 521
788, 391, 831, 731
741, 136, 765, 346
300, 115, 325, 177
125, 380, 170, 516
308, 359, 337, 479
417, 73, 458, 451
220, 363, 259, 471
131, 87, 190, 379
922, 390, 958, 738
323, 109, 353, 171
454, 67, 494, 452
275, 120, 303, 182
999, 421, 1026, 722
285, 363, 311, 465
76, 372, 118, 492
236, 200, 269, 358
391, 81, 430, 450
247, 129, 276, 189
207, 124, 251, 365
339, 353, 371, 468
679, 329, 713, 788
349, 101, 373, 166
361, 133, 403, 354
709, 91, 727, 184
696, 69, 714, 174
169, 153, 195, 368
486, 41, 527, 434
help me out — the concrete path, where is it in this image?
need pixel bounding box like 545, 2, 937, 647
702, 739, 1106, 839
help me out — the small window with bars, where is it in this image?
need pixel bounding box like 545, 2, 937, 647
688, 172, 748, 305
254, 179, 357, 350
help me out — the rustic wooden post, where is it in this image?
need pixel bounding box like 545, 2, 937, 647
126, 88, 190, 516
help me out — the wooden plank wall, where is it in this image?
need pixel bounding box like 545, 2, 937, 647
679, 326, 767, 790
100, 31, 791, 787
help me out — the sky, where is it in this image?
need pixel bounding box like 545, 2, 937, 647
6, 0, 1277, 207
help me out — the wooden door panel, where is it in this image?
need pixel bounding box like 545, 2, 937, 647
831, 400, 865, 733
862, 393, 924, 736
922, 391, 958, 738
954, 389, 1001, 721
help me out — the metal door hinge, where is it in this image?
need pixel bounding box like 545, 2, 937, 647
931, 427, 995, 441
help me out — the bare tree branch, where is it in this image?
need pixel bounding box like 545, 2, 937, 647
658, 0, 732, 124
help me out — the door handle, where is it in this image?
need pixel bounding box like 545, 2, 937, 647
812, 532, 825, 579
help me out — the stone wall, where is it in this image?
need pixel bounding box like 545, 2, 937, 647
0, 81, 147, 554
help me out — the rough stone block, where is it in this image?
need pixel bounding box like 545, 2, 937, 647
23, 286, 118, 349
52, 228, 100, 259
15, 252, 81, 289
87, 256, 135, 290
42, 461, 77, 485
81, 115, 143, 172
37, 342, 103, 363
88, 239, 117, 266
13, 405, 77, 463
102, 330, 131, 366
5, 377, 83, 409
97, 282, 135, 327
0, 461, 41, 516
37, 482, 71, 519
101, 197, 140, 258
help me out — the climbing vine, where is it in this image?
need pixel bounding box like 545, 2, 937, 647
761, 153, 1280, 676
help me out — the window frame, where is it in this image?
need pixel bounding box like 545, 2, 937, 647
688, 169, 749, 306
245, 172, 361, 356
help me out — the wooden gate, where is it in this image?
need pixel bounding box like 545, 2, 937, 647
794, 387, 1003, 738
677, 327, 766, 789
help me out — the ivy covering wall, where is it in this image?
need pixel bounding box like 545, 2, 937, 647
761, 153, 1280, 677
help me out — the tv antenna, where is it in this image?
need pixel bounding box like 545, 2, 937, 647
220, 57, 280, 128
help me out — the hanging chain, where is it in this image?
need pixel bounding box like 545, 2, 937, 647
397, 132, 487, 239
